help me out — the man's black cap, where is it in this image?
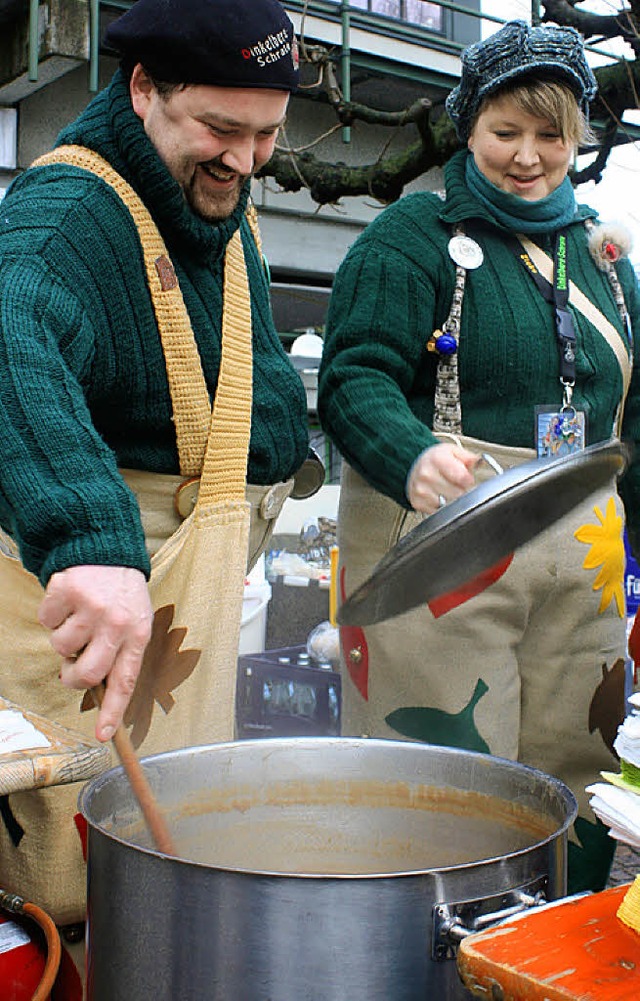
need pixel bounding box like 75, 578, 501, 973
104, 0, 299, 91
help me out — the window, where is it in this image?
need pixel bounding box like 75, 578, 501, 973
342, 1, 443, 31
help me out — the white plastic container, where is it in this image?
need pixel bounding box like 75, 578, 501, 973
299, 369, 318, 412
239, 556, 272, 655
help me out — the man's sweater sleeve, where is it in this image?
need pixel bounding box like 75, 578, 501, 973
0, 255, 151, 585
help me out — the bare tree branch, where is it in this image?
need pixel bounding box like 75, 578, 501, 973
592, 56, 640, 124
542, 0, 636, 45
572, 119, 618, 186
258, 113, 457, 205
260, 6, 640, 206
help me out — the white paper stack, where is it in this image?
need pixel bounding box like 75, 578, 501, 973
587, 692, 640, 849
0, 707, 51, 754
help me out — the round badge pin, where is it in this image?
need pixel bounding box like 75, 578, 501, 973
448, 235, 484, 270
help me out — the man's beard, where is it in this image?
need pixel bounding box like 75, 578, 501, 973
185, 162, 248, 222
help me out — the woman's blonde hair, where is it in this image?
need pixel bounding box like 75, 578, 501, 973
479, 79, 597, 148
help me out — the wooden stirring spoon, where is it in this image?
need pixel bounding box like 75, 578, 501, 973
90, 683, 176, 855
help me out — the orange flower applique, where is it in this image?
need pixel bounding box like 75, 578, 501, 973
574, 496, 625, 617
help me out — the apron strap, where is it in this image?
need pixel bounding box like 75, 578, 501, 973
31, 145, 253, 503
200, 223, 252, 504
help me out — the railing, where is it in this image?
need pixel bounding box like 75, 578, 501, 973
84, 0, 503, 93
23, 0, 622, 95
322, 0, 508, 30
286, 0, 485, 49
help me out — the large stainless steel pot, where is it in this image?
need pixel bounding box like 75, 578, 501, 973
80, 738, 577, 1000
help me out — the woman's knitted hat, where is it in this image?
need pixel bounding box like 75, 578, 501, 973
104, 0, 299, 92
446, 20, 598, 140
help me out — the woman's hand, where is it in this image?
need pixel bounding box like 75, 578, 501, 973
38, 565, 154, 743
406, 442, 479, 513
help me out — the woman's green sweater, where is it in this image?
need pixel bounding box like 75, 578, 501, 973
318, 150, 640, 548
0, 71, 308, 584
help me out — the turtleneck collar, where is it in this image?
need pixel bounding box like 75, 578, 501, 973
57, 70, 249, 263
465, 153, 577, 234
440, 149, 595, 234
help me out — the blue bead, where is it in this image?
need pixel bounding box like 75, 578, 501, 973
435, 333, 457, 356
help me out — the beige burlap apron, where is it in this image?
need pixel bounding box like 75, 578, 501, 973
0, 148, 288, 924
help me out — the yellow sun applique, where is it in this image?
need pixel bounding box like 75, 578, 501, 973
574, 496, 625, 617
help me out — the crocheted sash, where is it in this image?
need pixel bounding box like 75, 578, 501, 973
31, 145, 253, 502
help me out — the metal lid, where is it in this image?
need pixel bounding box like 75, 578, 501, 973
338, 439, 632, 627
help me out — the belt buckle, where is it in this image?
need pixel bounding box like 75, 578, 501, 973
259, 481, 293, 520
174, 476, 200, 519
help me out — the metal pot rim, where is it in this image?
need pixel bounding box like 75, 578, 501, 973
79, 737, 577, 879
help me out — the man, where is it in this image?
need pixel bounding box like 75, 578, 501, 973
0, 0, 309, 924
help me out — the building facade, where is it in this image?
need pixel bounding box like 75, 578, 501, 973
0, 0, 481, 286
0, 0, 482, 479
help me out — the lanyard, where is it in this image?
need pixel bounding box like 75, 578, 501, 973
507, 230, 576, 407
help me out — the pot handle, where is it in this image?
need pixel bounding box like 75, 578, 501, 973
432, 877, 547, 961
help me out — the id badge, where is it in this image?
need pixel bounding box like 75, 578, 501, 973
535, 406, 587, 458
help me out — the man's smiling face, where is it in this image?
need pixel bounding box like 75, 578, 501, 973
130, 65, 288, 221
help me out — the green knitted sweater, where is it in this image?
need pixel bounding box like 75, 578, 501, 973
319, 150, 640, 546
0, 71, 308, 585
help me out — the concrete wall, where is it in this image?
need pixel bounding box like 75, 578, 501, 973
254, 95, 444, 277
16, 56, 116, 166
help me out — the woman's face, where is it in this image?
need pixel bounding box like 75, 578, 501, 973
468, 93, 574, 201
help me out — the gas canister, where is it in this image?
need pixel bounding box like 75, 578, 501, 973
0, 910, 82, 1000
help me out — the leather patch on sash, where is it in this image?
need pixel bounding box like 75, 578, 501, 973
155, 255, 178, 290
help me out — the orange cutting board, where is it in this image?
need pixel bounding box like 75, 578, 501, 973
457, 884, 640, 1000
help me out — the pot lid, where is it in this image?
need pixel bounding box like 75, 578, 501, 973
338, 439, 632, 627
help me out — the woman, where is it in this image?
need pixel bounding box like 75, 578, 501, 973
318, 19, 640, 894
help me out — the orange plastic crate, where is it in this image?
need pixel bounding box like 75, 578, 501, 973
457, 884, 640, 1000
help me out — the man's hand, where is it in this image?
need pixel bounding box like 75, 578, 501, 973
38, 565, 153, 743
407, 442, 479, 513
